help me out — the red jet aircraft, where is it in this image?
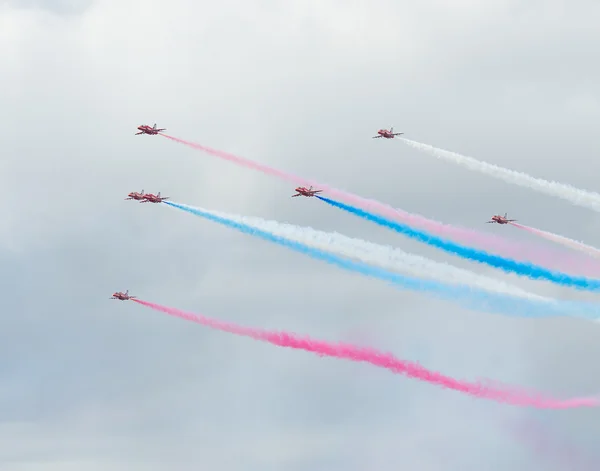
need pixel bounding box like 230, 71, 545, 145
292, 186, 323, 197
140, 191, 169, 203
486, 213, 517, 224
125, 190, 145, 201
111, 290, 136, 300
372, 127, 404, 139
135, 123, 166, 135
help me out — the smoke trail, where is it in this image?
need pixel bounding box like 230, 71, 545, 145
315, 196, 600, 292
200, 206, 547, 301
400, 137, 600, 213
159, 134, 600, 276
163, 201, 600, 319
131, 298, 599, 409
510, 222, 600, 259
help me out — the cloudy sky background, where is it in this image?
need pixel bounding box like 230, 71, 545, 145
1, 0, 599, 469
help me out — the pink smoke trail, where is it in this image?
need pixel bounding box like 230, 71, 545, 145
160, 134, 600, 276
510, 222, 600, 259
132, 298, 599, 410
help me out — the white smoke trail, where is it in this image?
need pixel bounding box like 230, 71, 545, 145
511, 222, 600, 259
200, 208, 550, 302
399, 138, 600, 213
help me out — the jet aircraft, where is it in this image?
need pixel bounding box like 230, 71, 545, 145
111, 290, 136, 300
372, 127, 404, 139
486, 213, 517, 224
291, 186, 323, 197
135, 123, 166, 135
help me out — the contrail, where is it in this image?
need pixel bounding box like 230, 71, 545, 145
162, 200, 600, 319
399, 137, 600, 213
510, 222, 600, 259
199, 206, 547, 301
159, 134, 600, 276
132, 298, 600, 410
316, 195, 600, 292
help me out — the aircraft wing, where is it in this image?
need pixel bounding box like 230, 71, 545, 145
291, 193, 301, 197
372, 136, 382, 138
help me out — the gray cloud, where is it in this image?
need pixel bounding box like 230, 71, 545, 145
3, 0, 93, 15
1, 0, 599, 469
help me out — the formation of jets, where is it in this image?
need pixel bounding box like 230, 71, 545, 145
117, 123, 519, 300
125, 190, 169, 203
486, 213, 517, 224
137, 124, 405, 140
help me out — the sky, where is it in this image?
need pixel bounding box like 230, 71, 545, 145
1, 0, 600, 469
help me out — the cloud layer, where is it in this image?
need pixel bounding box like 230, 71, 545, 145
1, 0, 599, 469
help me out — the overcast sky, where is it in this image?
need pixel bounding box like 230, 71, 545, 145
1, 0, 600, 469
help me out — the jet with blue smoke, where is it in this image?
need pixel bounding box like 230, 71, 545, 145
315, 196, 600, 292
164, 201, 600, 320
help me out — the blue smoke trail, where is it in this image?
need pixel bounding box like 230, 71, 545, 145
164, 201, 599, 320
316, 196, 600, 292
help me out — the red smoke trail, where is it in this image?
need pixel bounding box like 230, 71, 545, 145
160, 134, 600, 276
510, 222, 600, 259
132, 298, 599, 410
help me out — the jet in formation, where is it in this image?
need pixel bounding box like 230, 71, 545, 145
126, 191, 170, 203
111, 290, 136, 300
372, 127, 404, 139
486, 213, 517, 224
292, 186, 323, 197
135, 123, 166, 135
